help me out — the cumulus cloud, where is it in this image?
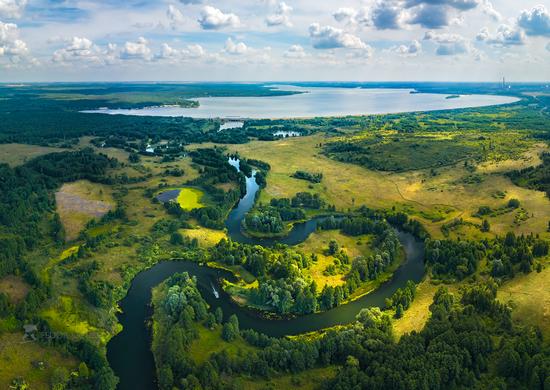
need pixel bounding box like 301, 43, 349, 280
393, 40, 422, 56
120, 37, 151, 60
371, 1, 403, 30
518, 5, 550, 37
224, 37, 248, 55
265, 2, 292, 27
547, 42, 550, 52
476, 25, 525, 46
333, 7, 357, 24
156, 42, 205, 61
424, 30, 470, 55
0, 0, 27, 19
404, 0, 479, 11
409, 5, 450, 28
0, 21, 29, 63
198, 6, 239, 30
52, 36, 104, 64
481, 0, 501, 22
167, 5, 185, 29
284, 44, 306, 58
308, 23, 367, 49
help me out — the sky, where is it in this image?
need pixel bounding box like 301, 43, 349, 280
0, 0, 549, 82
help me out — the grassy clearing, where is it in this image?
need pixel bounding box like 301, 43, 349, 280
393, 279, 442, 339
0, 276, 30, 304
180, 227, 227, 247
188, 325, 257, 366
497, 262, 550, 340
0, 332, 77, 390
236, 366, 337, 390
295, 231, 373, 288
55, 180, 114, 241
177, 187, 205, 210
228, 135, 550, 239
40, 295, 112, 346
0, 143, 65, 166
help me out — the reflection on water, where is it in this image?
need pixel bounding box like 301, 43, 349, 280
83, 86, 519, 119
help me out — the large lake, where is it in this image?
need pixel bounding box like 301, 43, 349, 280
85, 86, 519, 119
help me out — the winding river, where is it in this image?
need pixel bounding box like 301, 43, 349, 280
107, 159, 425, 389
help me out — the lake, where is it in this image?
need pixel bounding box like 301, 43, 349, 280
84, 86, 519, 119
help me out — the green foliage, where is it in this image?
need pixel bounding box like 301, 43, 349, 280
292, 170, 323, 183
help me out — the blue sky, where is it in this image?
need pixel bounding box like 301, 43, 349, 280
0, 0, 549, 81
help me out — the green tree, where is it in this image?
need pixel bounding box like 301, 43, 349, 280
328, 240, 339, 255
481, 219, 490, 232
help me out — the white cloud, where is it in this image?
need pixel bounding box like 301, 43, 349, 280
156, 43, 205, 61
308, 23, 367, 49
333, 7, 357, 24
0, 0, 27, 19
0, 21, 29, 64
424, 30, 471, 55
476, 25, 525, 46
284, 44, 306, 58
198, 6, 239, 30
394, 40, 422, 56
266, 1, 292, 27
167, 5, 185, 29
518, 5, 550, 37
52, 36, 103, 64
481, 0, 501, 22
547, 42, 550, 52
120, 37, 151, 60
224, 37, 248, 55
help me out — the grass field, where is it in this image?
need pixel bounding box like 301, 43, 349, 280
181, 227, 227, 247
0, 332, 76, 390
55, 180, 115, 241
392, 279, 443, 338
0, 143, 65, 166
188, 325, 257, 365
0, 276, 30, 304
228, 134, 550, 239
177, 187, 205, 210
295, 231, 373, 288
497, 262, 550, 340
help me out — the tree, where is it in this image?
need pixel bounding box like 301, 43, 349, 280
395, 304, 404, 319
215, 307, 223, 324
507, 198, 520, 208
481, 219, 490, 232
328, 240, 339, 255
129, 152, 141, 163
157, 366, 174, 390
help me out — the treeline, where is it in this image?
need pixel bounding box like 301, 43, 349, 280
507, 152, 550, 198
292, 170, 323, 183
152, 277, 550, 390
425, 232, 547, 280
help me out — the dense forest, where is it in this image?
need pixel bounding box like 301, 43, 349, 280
152, 273, 549, 390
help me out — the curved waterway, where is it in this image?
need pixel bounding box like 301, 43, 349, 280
107, 159, 426, 389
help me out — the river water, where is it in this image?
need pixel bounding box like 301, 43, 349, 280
107, 159, 426, 389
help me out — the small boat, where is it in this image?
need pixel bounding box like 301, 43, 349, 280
211, 283, 219, 299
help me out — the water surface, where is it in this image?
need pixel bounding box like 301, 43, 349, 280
84, 86, 519, 119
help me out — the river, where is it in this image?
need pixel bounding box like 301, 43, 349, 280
107, 158, 426, 389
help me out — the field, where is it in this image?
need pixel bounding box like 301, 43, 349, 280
497, 262, 550, 340
0, 332, 76, 389
55, 180, 115, 241
0, 143, 65, 166
295, 231, 373, 288
188, 325, 257, 365
229, 133, 550, 239
0, 276, 30, 304
181, 227, 227, 247
177, 187, 205, 210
